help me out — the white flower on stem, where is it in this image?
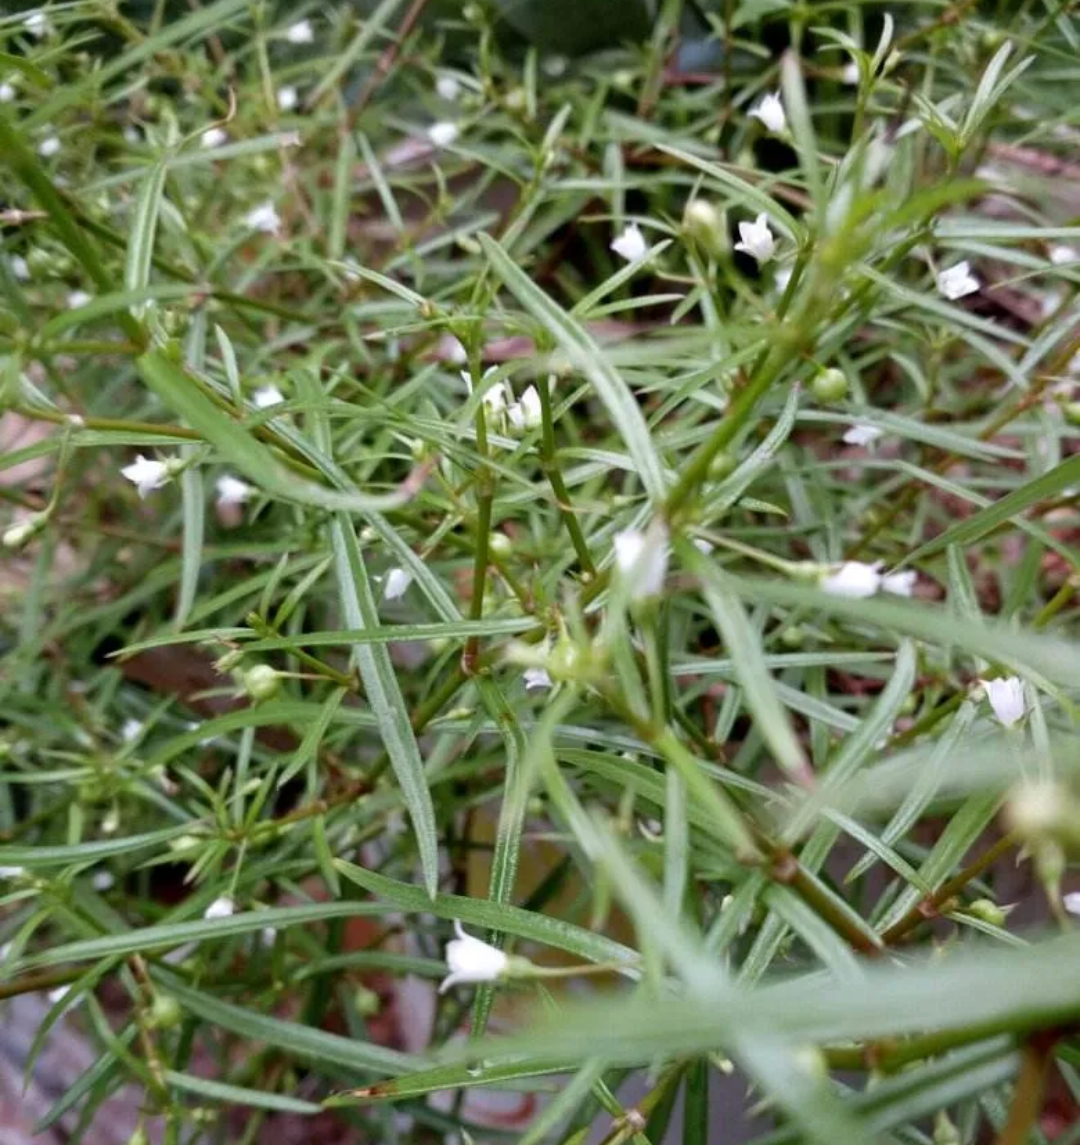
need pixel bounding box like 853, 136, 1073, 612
24, 11, 50, 37
881, 568, 917, 597
251, 384, 285, 408
48, 985, 71, 1004
1049, 245, 1077, 266
285, 19, 314, 43
439, 920, 509, 993
216, 474, 254, 508
750, 92, 786, 134
734, 213, 776, 264
1063, 892, 1080, 917
843, 424, 883, 447
0, 81, 16, 102
427, 121, 459, 148
244, 201, 281, 235
92, 870, 115, 891
936, 260, 979, 301
277, 85, 299, 111
524, 667, 552, 691
441, 335, 468, 364
841, 61, 860, 85
436, 74, 461, 101
614, 524, 670, 601
610, 223, 647, 263
507, 385, 542, 433
384, 567, 413, 601
121, 454, 171, 498
11, 255, 29, 280
67, 289, 92, 309
982, 677, 1026, 729
38, 135, 61, 158
820, 561, 883, 599
121, 718, 143, 743
201, 127, 227, 149
203, 896, 236, 920
0, 866, 26, 879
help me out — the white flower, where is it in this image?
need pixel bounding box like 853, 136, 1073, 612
24, 11, 50, 37
440, 920, 508, 993
260, 925, 278, 946
384, 567, 413, 601
285, 19, 314, 43
216, 474, 253, 507
614, 524, 670, 600
48, 985, 71, 1004
67, 289, 92, 309
820, 561, 883, 599
524, 667, 552, 691
507, 385, 542, 433
692, 537, 715, 554
841, 61, 860, 85
427, 121, 459, 148
244, 201, 281, 234
436, 74, 461, 101
734, 213, 776, 264
750, 92, 786, 134
203, 896, 236, 920
843, 424, 883, 447
251, 384, 285, 408
277, 85, 299, 111
0, 866, 26, 879
610, 223, 648, 262
881, 569, 917, 597
936, 260, 979, 300
121, 718, 143, 743
201, 126, 227, 149
0, 82, 16, 103
1049, 245, 1077, 266
38, 135, 61, 158
1063, 892, 1080, 917
982, 677, 1026, 729
92, 870, 115, 891
442, 335, 468, 364
11, 255, 29, 280
121, 454, 171, 498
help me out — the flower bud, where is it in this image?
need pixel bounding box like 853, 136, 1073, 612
147, 992, 183, 1029
354, 985, 381, 1017
811, 367, 848, 404
243, 664, 281, 702
489, 532, 513, 558
2, 514, 46, 551
964, 898, 1008, 927
682, 199, 727, 257
708, 451, 738, 480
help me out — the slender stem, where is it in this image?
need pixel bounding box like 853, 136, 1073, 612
537, 377, 597, 577
994, 1034, 1055, 1145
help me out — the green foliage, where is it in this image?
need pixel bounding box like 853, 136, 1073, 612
0, 1, 1079, 1143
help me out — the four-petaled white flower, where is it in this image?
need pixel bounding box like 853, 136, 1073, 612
440, 920, 509, 994
1063, 892, 1080, 917
734, 213, 776, 264
610, 223, 647, 263
1049, 245, 1077, 266
24, 11, 50, 37
252, 384, 285, 408
277, 85, 299, 111
285, 19, 314, 44
436, 74, 461, 101
881, 569, 917, 597
201, 127, 227, 149
614, 525, 670, 601
244, 202, 281, 234
982, 676, 1025, 729
0, 81, 16, 103
507, 385, 542, 433
936, 260, 979, 301
38, 135, 61, 158
843, 424, 882, 447
524, 667, 552, 691
67, 289, 92, 309
427, 121, 459, 148
384, 567, 413, 601
203, 896, 236, 920
121, 454, 171, 498
216, 474, 253, 507
820, 561, 883, 599
750, 92, 786, 134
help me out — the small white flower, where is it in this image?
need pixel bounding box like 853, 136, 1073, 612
841, 61, 860, 85
610, 223, 648, 263
0, 866, 26, 879
749, 92, 786, 134
121, 718, 143, 743
881, 569, 917, 597
427, 121, 459, 148
11, 255, 29, 280
244, 201, 281, 234
201, 126, 228, 149
121, 454, 171, 498
440, 920, 509, 993
436, 74, 461, 101
982, 677, 1026, 729
251, 384, 285, 408
614, 524, 670, 601
936, 260, 979, 301
123, 125, 140, 145
734, 213, 776, 264
91, 870, 115, 891
24, 11, 50, 37
38, 135, 61, 158
101, 807, 120, 835
67, 289, 92, 309
260, 925, 278, 946
215, 474, 253, 507
384, 567, 413, 601
0, 82, 16, 102
820, 561, 882, 599
442, 335, 468, 364
507, 385, 542, 433
1049, 245, 1077, 266
203, 896, 236, 920
1063, 892, 1080, 917
692, 537, 715, 554
524, 667, 552, 691
285, 19, 314, 44
48, 985, 71, 1004
843, 424, 883, 447
277, 85, 299, 111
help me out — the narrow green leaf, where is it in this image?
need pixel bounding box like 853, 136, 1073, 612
124, 160, 167, 319
164, 1071, 321, 1113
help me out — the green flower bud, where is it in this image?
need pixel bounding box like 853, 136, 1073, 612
965, 898, 1008, 927
1062, 401, 1080, 427
354, 985, 381, 1017
707, 451, 738, 480
243, 664, 281, 702
682, 199, 727, 258
147, 992, 183, 1029
489, 532, 513, 558
811, 367, 848, 404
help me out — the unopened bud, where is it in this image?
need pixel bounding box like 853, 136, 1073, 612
811, 367, 848, 404
489, 532, 513, 558
243, 664, 281, 702
147, 992, 183, 1029
3, 514, 46, 550
682, 199, 727, 258
707, 451, 738, 480
965, 898, 1008, 927
354, 985, 381, 1017
1062, 401, 1080, 427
